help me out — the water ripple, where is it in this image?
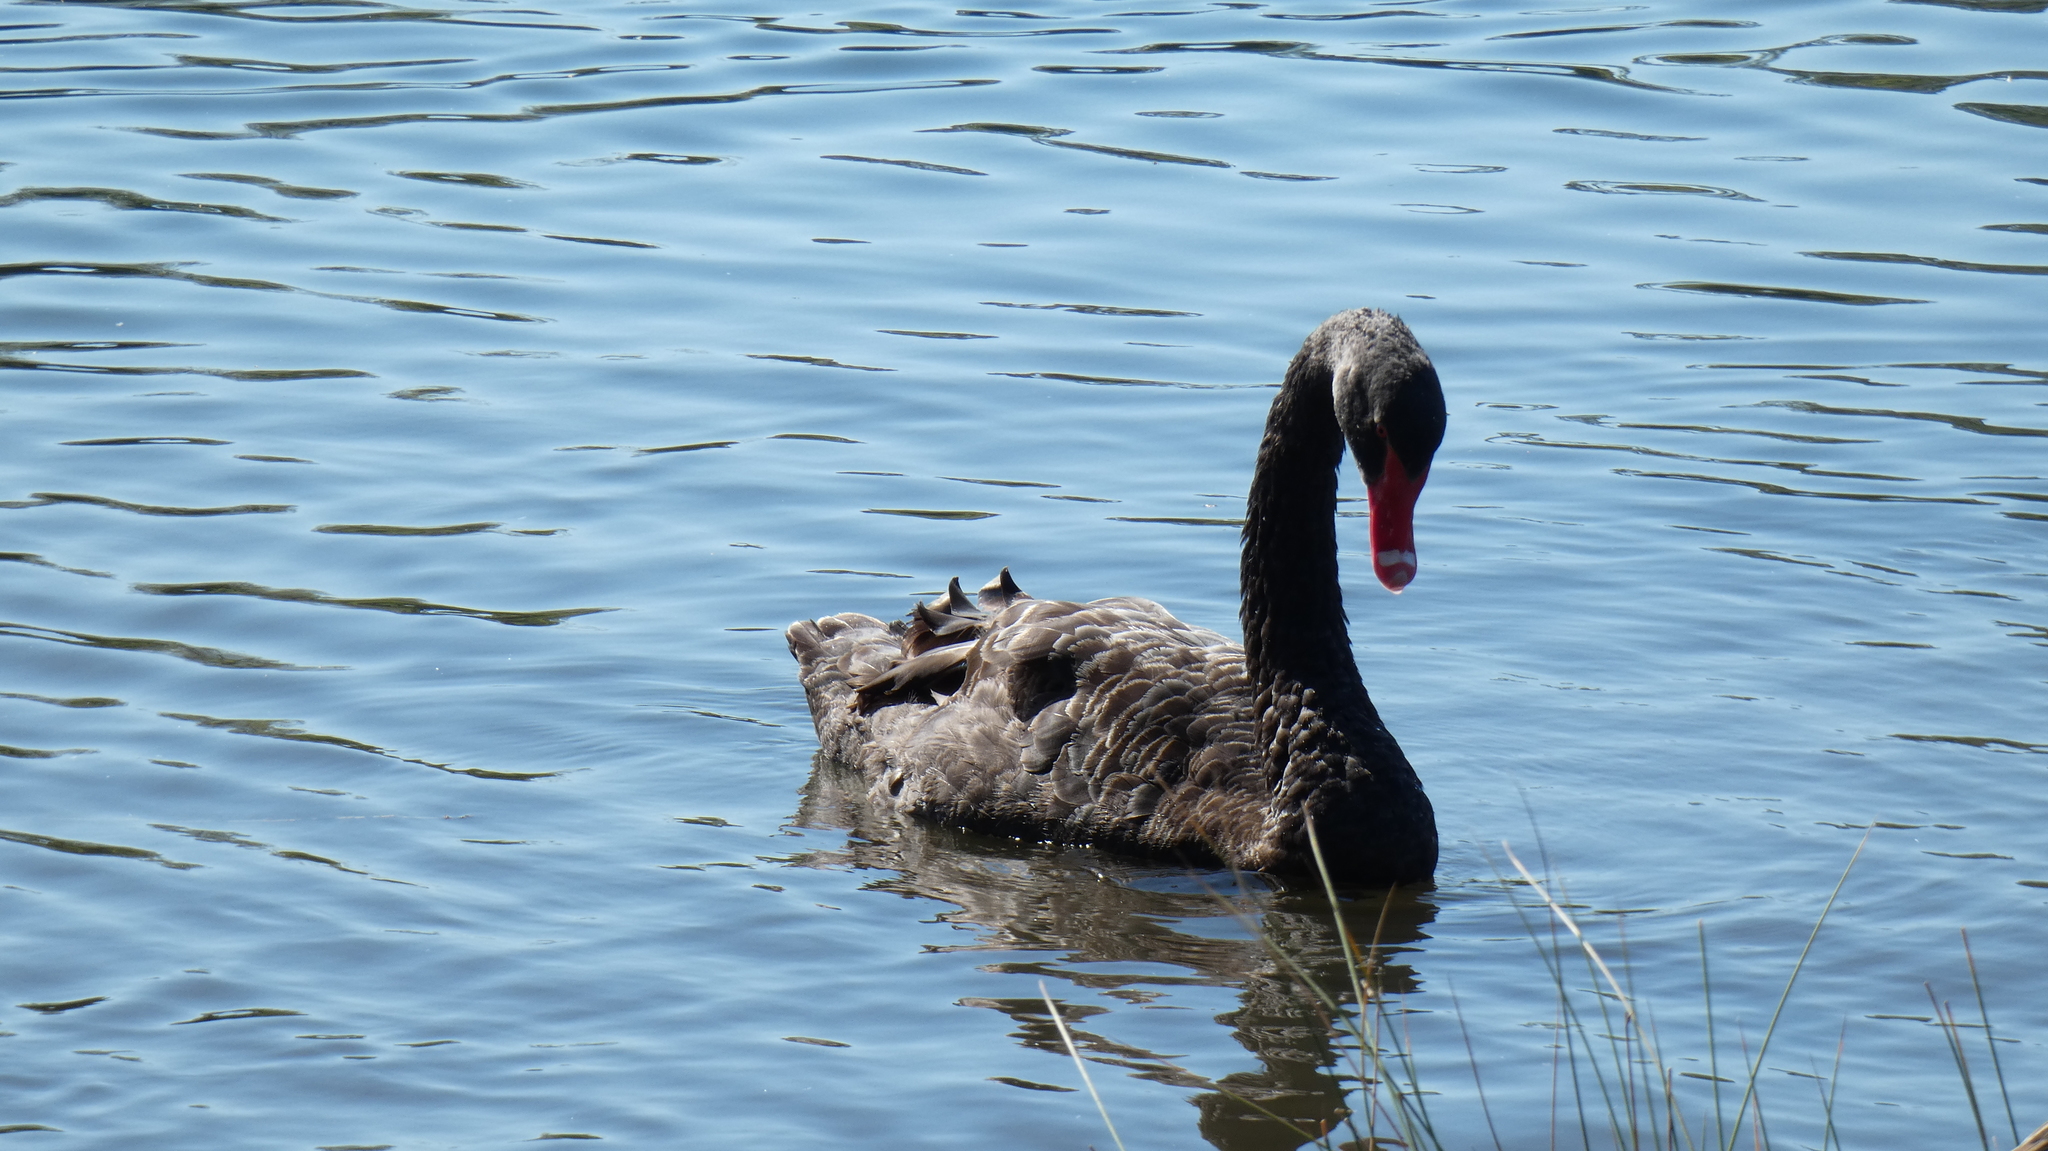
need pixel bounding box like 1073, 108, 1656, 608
313, 522, 504, 536
162, 53, 473, 75
181, 172, 357, 199
0, 552, 113, 578
1033, 64, 1161, 74
1490, 19, 1756, 40
862, 508, 998, 520
1493, 432, 1920, 482
1613, 422, 1876, 445
981, 300, 1199, 316
1639, 35, 2048, 97
0, 62, 691, 101
36, 0, 601, 31
1641, 281, 1931, 305
1556, 127, 1706, 141
1104, 39, 1701, 93
0, 620, 334, 670
0, 827, 200, 870
1566, 179, 1762, 200
158, 712, 556, 780
1753, 399, 2048, 439
0, 29, 195, 44
1802, 250, 2048, 277
822, 154, 987, 175
0, 260, 546, 322
131, 581, 616, 627
4, 491, 293, 516
920, 121, 1232, 167
1, 349, 371, 381
0, 186, 289, 219
1614, 469, 1994, 504
1957, 102, 2048, 130
746, 354, 893, 371
661, 16, 1118, 37
989, 370, 1216, 388
123, 79, 1000, 140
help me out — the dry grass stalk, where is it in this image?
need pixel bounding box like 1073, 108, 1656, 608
1039, 979, 1127, 1151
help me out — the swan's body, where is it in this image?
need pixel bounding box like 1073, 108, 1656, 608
787, 309, 1446, 884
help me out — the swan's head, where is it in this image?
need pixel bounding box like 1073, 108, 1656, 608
1324, 310, 1447, 592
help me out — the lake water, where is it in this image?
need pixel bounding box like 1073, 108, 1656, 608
2, 0, 2044, 1147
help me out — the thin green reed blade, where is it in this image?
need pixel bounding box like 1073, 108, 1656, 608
1038, 980, 1126, 1151
1960, 928, 2019, 1146
1306, 815, 1440, 1151
1723, 830, 1870, 1151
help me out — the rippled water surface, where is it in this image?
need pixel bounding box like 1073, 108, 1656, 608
4, 0, 2045, 1146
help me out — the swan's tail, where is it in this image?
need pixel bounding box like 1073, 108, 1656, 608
788, 569, 1034, 762
785, 613, 900, 754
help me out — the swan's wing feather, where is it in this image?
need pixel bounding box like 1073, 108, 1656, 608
852, 643, 970, 703
976, 567, 1029, 612
870, 594, 1262, 861
790, 578, 1266, 868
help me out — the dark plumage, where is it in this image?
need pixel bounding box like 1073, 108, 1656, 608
786, 309, 1446, 884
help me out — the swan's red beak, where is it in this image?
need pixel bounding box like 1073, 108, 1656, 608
1367, 450, 1427, 593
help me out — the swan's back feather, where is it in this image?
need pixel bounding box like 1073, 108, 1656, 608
789, 581, 1281, 869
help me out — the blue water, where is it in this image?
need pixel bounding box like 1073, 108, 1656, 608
3, 0, 2044, 1147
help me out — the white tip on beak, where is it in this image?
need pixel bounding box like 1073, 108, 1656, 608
1375, 548, 1418, 592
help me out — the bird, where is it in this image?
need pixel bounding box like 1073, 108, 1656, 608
786, 308, 1446, 884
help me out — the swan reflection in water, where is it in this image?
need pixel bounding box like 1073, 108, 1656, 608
788, 754, 1442, 1151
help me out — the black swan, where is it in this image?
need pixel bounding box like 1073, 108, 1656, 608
786, 308, 1445, 884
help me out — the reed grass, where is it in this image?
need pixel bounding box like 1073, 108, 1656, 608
1024, 819, 2029, 1151
1928, 922, 2035, 1151
1040, 978, 1128, 1151
1135, 821, 2035, 1151
1962, 928, 2021, 1148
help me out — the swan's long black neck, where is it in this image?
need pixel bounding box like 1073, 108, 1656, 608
1235, 337, 1435, 884
1240, 353, 1365, 698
